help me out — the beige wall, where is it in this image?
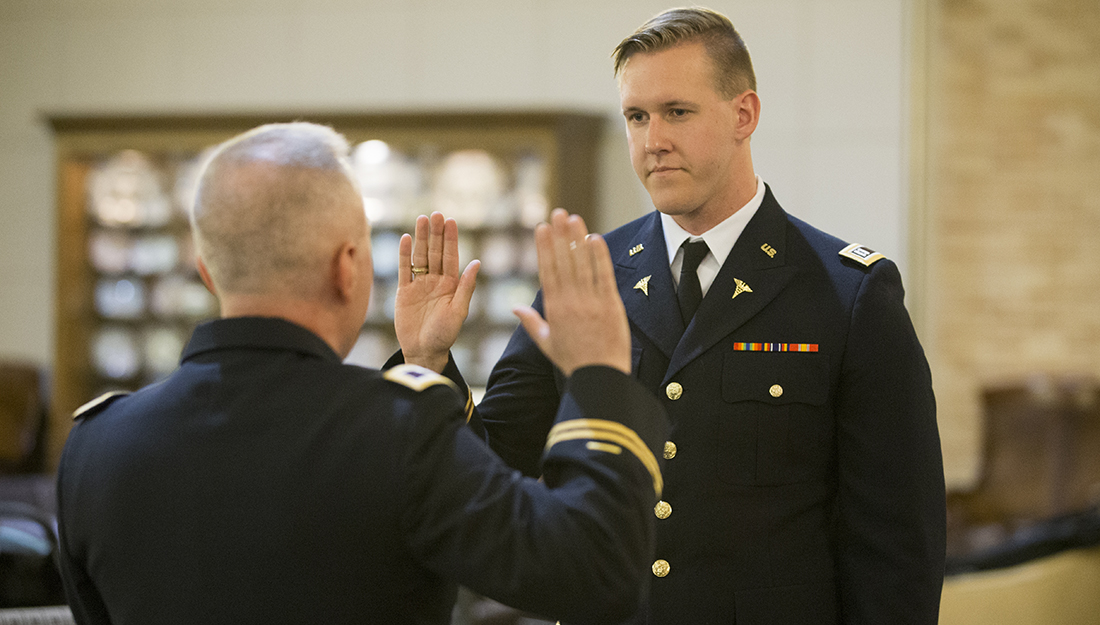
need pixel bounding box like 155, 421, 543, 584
921, 0, 1100, 489
21, 0, 1095, 496
0, 0, 911, 370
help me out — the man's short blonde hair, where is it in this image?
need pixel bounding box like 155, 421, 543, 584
190, 122, 363, 297
612, 6, 756, 99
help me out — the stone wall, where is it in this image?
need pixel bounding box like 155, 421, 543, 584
926, 0, 1100, 488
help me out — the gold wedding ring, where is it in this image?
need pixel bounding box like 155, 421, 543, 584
411, 265, 429, 275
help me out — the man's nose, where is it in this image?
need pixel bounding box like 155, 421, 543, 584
645, 118, 670, 154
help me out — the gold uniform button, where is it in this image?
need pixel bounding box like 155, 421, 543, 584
663, 441, 677, 460
652, 559, 670, 577
654, 500, 672, 519
769, 384, 783, 398
665, 382, 683, 400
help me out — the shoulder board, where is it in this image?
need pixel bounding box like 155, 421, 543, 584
72, 391, 130, 421
838, 243, 885, 267
383, 364, 458, 393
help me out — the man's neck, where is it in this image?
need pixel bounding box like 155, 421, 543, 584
670, 167, 758, 236
218, 294, 351, 358
660, 174, 764, 272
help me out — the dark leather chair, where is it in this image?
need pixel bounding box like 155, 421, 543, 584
946, 375, 1100, 572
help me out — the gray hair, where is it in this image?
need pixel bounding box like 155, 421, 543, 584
191, 122, 364, 296
612, 6, 757, 98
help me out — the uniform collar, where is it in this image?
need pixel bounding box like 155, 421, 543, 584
181, 317, 342, 364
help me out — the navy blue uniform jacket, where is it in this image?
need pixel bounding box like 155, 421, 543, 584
57, 317, 669, 625
472, 188, 946, 624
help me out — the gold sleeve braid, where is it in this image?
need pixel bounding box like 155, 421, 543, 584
544, 419, 663, 498
463, 386, 474, 423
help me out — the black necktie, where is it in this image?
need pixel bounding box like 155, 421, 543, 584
677, 239, 710, 325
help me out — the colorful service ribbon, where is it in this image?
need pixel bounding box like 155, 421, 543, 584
732, 342, 819, 352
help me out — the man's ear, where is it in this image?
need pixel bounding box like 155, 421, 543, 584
196, 257, 217, 296
332, 241, 359, 304
734, 90, 761, 141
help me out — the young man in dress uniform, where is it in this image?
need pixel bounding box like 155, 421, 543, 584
399, 7, 946, 624
55, 122, 669, 625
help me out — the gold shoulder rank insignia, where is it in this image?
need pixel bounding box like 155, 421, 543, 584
633, 275, 651, 297
383, 364, 458, 393
73, 390, 129, 420
839, 243, 885, 267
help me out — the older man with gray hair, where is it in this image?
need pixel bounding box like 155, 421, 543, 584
56, 122, 668, 625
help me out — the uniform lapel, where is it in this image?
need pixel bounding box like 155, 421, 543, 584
663, 189, 799, 384
614, 213, 683, 359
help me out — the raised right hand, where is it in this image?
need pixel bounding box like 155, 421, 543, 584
394, 212, 480, 373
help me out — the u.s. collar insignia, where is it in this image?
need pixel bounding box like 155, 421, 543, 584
839, 243, 885, 267
633, 275, 651, 297
629, 244, 644, 256
732, 278, 753, 300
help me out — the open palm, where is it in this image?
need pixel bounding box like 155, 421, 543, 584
393, 212, 479, 373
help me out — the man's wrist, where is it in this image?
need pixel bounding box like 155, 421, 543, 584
402, 351, 450, 374
560, 357, 631, 378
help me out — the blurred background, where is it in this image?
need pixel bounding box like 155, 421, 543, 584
0, 0, 1098, 622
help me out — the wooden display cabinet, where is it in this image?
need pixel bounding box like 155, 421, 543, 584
47, 112, 603, 469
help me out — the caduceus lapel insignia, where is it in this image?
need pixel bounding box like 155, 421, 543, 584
633, 275, 651, 297
732, 278, 753, 300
